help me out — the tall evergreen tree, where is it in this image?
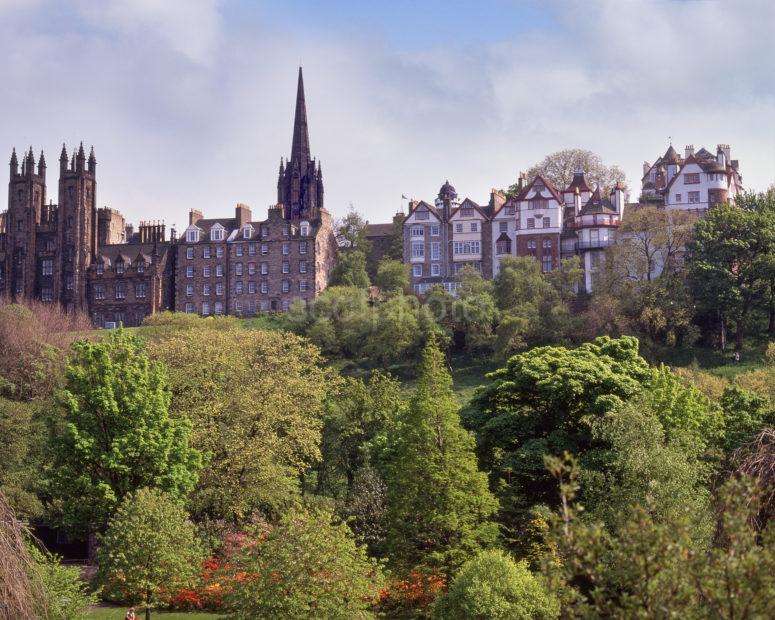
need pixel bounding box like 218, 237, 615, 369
47, 329, 201, 538
384, 337, 498, 575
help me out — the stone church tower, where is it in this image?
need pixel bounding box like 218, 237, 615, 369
277, 67, 324, 221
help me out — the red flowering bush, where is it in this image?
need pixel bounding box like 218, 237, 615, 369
377, 570, 447, 617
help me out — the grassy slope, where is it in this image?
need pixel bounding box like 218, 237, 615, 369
85, 610, 219, 620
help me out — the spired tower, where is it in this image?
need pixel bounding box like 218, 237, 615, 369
6, 147, 47, 300
277, 67, 324, 221
55, 143, 97, 312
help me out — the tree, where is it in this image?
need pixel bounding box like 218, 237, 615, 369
525, 149, 627, 193
29, 544, 98, 620
331, 205, 372, 289
224, 507, 384, 620
149, 327, 329, 522
97, 488, 203, 620
374, 258, 410, 294
688, 198, 775, 350
0, 398, 45, 519
48, 329, 201, 538
433, 549, 559, 620
451, 267, 500, 355
464, 336, 651, 545
720, 386, 775, 453
384, 338, 498, 575
343, 465, 388, 557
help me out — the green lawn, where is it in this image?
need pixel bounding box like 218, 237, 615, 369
85, 609, 220, 620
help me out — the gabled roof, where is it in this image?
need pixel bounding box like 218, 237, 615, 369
662, 145, 681, 164
514, 174, 564, 204
564, 171, 592, 194
450, 198, 489, 220
404, 200, 441, 224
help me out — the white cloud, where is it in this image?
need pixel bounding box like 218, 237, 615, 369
0, 0, 773, 229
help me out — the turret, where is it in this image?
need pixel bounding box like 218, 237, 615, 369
60, 143, 68, 173
9, 148, 18, 178
25, 147, 35, 177
76, 142, 86, 172
38, 151, 46, 178
88, 146, 96, 174
574, 187, 582, 216
611, 182, 625, 217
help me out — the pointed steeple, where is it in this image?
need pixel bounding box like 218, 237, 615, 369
290, 66, 310, 172
38, 150, 46, 177
279, 157, 285, 174
26, 147, 35, 176
10, 148, 18, 176
76, 141, 86, 172
88, 146, 96, 173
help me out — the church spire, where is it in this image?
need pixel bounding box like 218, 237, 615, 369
290, 66, 310, 172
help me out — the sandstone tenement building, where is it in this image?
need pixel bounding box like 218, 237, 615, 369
0, 68, 336, 325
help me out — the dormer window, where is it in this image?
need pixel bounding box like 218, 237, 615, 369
187, 229, 200, 243
96, 262, 104, 275
211, 225, 224, 241
243, 225, 253, 239
300, 221, 310, 236
136, 260, 145, 273
116, 260, 124, 275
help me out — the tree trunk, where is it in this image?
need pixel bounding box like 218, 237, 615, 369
719, 317, 727, 351
145, 607, 151, 620
87, 532, 98, 565
146, 590, 152, 620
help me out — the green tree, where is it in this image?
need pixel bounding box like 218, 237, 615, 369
29, 544, 98, 620
0, 398, 45, 518
464, 336, 651, 545
48, 329, 201, 537
332, 206, 372, 289
720, 386, 775, 453
225, 507, 384, 620
384, 338, 498, 575
374, 258, 410, 294
149, 327, 329, 522
433, 549, 559, 620
451, 267, 499, 355
688, 198, 775, 350
97, 488, 203, 620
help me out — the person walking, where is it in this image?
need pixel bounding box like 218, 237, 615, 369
126, 608, 136, 620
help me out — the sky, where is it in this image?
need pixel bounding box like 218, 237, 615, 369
1, 0, 774, 228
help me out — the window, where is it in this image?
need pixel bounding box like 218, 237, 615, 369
676, 193, 682, 202
116, 261, 124, 275
96, 263, 104, 275
235, 244, 244, 257
211, 227, 224, 241
94, 284, 105, 300
416, 210, 429, 220
203, 246, 211, 259
41, 287, 53, 302
249, 281, 257, 294
235, 281, 243, 295
455, 223, 463, 233
186, 284, 193, 297
243, 226, 253, 239
413, 264, 423, 277
203, 284, 211, 296
260, 262, 268, 275
505, 205, 516, 215
202, 302, 210, 316
136, 261, 145, 274
542, 217, 551, 228
688, 191, 701, 203
186, 229, 199, 242
216, 246, 224, 258
527, 239, 537, 256
282, 242, 290, 255
186, 266, 194, 278
431, 242, 440, 260
411, 242, 425, 259
135, 282, 147, 298
532, 199, 548, 210
431, 263, 440, 276
461, 207, 474, 218
115, 281, 126, 299
299, 241, 308, 254
499, 221, 508, 233
261, 244, 269, 255
249, 243, 257, 256
542, 238, 552, 253
235, 301, 243, 314
453, 241, 480, 255
203, 266, 211, 278
216, 283, 224, 296
259, 300, 269, 311
235, 263, 243, 276
185, 302, 194, 314
684, 173, 700, 184
41, 258, 53, 276
261, 225, 269, 238
282, 261, 290, 274
431, 225, 440, 236
248, 262, 256, 275
260, 281, 267, 294
282, 280, 290, 293
527, 218, 535, 229
299, 261, 307, 273
214, 302, 223, 315
186, 247, 194, 259
283, 224, 290, 237
411, 226, 424, 237
496, 239, 511, 255
282, 300, 289, 311
216, 264, 224, 277
470, 222, 478, 232
299, 280, 308, 292
542, 255, 553, 273
300, 222, 310, 236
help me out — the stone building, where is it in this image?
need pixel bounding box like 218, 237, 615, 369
174, 67, 336, 316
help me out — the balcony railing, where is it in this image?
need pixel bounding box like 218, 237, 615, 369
577, 239, 616, 250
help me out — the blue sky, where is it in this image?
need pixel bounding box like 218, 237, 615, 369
0, 0, 773, 228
